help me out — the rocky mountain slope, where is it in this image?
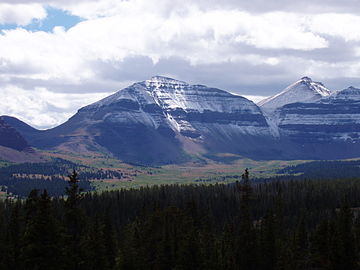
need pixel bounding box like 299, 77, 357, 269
274, 86, 360, 159
2, 76, 360, 164
258, 77, 332, 111
3, 76, 278, 164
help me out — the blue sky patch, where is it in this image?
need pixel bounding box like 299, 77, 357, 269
0, 7, 82, 32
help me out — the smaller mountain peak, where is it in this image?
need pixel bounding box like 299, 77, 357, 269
259, 77, 331, 110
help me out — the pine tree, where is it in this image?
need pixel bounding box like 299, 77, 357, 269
259, 211, 276, 270
80, 216, 108, 270
331, 203, 357, 270
22, 190, 61, 270
309, 219, 331, 270
103, 213, 117, 269
0, 202, 7, 270
63, 170, 85, 270
6, 201, 22, 270
199, 212, 218, 270
235, 168, 258, 270
291, 215, 308, 269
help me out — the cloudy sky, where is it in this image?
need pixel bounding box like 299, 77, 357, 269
1, 0, 360, 129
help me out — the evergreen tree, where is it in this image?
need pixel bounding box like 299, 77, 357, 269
22, 190, 61, 270
80, 216, 108, 270
103, 213, 117, 269
0, 202, 7, 270
331, 203, 357, 270
63, 170, 85, 270
291, 215, 308, 269
259, 211, 276, 270
235, 169, 258, 270
309, 219, 331, 270
6, 201, 22, 270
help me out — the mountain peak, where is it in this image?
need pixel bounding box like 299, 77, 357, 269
328, 86, 360, 101
300, 76, 312, 82
258, 77, 332, 110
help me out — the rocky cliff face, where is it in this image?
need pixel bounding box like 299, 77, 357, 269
277, 86, 360, 143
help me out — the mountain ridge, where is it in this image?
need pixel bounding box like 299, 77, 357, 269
2, 76, 360, 164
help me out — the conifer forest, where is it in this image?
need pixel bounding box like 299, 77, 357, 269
0, 170, 360, 269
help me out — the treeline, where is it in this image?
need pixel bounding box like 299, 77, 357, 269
0, 176, 92, 197
1, 173, 360, 269
276, 160, 360, 180
0, 158, 124, 196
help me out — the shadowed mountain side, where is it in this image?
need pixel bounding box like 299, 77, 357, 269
0, 117, 32, 152
0, 146, 43, 163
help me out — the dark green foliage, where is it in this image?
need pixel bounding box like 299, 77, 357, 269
6, 201, 22, 270
22, 190, 61, 270
1, 174, 360, 269
0, 158, 121, 197
331, 203, 357, 270
0, 202, 7, 270
63, 170, 85, 270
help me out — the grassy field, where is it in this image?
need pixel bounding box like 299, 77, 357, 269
90, 157, 306, 191
2, 150, 310, 192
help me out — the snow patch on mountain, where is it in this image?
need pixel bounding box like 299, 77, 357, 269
146, 76, 259, 114
81, 76, 273, 140
327, 86, 360, 101
258, 77, 332, 110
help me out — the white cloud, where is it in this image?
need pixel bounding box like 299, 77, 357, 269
309, 13, 360, 42
0, 3, 46, 25
0, 7, 331, 81
0, 85, 111, 129
0, 0, 359, 128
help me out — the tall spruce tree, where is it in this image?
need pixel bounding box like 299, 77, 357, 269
22, 190, 61, 270
259, 211, 276, 270
63, 170, 85, 270
0, 202, 7, 270
6, 201, 22, 270
331, 203, 357, 270
235, 168, 258, 270
309, 219, 331, 270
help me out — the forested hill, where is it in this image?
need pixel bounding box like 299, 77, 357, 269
1, 174, 360, 269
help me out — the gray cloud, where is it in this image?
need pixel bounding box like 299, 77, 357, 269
1, 0, 360, 128
1, 0, 360, 14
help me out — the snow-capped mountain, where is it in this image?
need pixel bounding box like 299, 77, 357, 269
258, 77, 332, 110
275, 86, 360, 159
83, 76, 270, 138
3, 76, 360, 163
10, 76, 276, 164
